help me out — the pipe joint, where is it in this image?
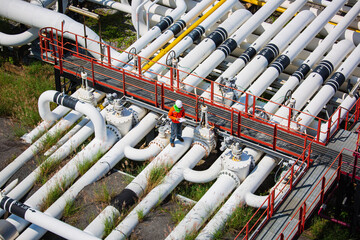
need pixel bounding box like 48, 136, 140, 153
218, 170, 240, 187
106, 124, 122, 141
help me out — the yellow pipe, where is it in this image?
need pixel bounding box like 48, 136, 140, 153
142, 0, 228, 71
242, 0, 360, 33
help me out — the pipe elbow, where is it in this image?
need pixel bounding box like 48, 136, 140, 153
170, 0, 187, 20
124, 144, 160, 161
183, 158, 222, 183
244, 192, 269, 209
38, 90, 63, 122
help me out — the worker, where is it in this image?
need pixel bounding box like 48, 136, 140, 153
168, 100, 185, 147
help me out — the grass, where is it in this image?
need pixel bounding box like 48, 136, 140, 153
0, 60, 55, 129
175, 181, 214, 202
94, 183, 114, 204
36, 157, 62, 185
76, 150, 103, 176
184, 232, 197, 240
63, 199, 80, 217
103, 213, 120, 238
145, 163, 171, 194
167, 198, 192, 224
40, 130, 64, 152
40, 178, 68, 211
137, 209, 145, 222
226, 205, 261, 231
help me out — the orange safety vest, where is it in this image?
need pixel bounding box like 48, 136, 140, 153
168, 105, 185, 123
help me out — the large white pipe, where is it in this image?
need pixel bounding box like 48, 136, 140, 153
106, 144, 208, 240
216, 0, 308, 80
320, 23, 360, 46
123, 129, 170, 161
112, 126, 194, 211
16, 112, 158, 240
157, 8, 251, 84
234, 10, 315, 92
0, 194, 100, 240
196, 156, 276, 239
144, 5, 250, 79
232, 0, 347, 112
0, 90, 104, 188
296, 44, 360, 132
181, 0, 286, 92
0, 0, 124, 63
0, 28, 40, 47
272, 39, 354, 124
264, 1, 360, 114
124, 0, 217, 70
115, 0, 187, 66
319, 93, 359, 142
183, 153, 222, 183
167, 171, 239, 239
87, 0, 132, 14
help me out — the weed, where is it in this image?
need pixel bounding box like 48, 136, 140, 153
103, 213, 120, 238
226, 205, 261, 232
40, 130, 63, 152
40, 179, 67, 211
76, 150, 103, 176
175, 181, 213, 201
169, 199, 192, 224
94, 183, 114, 204
63, 199, 80, 217
213, 228, 225, 240
36, 158, 61, 185
305, 216, 353, 240
137, 209, 145, 222
145, 163, 171, 194
184, 231, 197, 240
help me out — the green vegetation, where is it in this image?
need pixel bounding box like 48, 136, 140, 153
0, 60, 55, 132
94, 183, 114, 204
63, 199, 80, 217
137, 209, 145, 222
175, 181, 214, 202
40, 131, 64, 152
76, 150, 103, 176
85, 7, 136, 49
36, 158, 62, 185
40, 179, 68, 211
145, 163, 171, 193
184, 232, 197, 240
103, 213, 120, 238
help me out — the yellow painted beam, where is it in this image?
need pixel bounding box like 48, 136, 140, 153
142, 0, 228, 71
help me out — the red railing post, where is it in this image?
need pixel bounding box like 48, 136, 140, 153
161, 83, 164, 110
107, 45, 111, 66
211, 81, 214, 102
245, 93, 249, 114
280, 233, 284, 240
298, 206, 303, 234
290, 165, 294, 191
50, 29, 57, 65
137, 55, 142, 77
231, 108, 234, 135
170, 67, 174, 90
273, 124, 277, 150
91, 59, 95, 86
336, 107, 342, 131
288, 107, 291, 129
316, 119, 321, 142
302, 202, 307, 229
252, 95, 256, 116
271, 190, 275, 215
176, 69, 180, 89
345, 110, 349, 130
238, 110, 241, 138
246, 224, 249, 240
122, 68, 126, 95
352, 153, 358, 183
320, 176, 326, 204
75, 35, 79, 55
337, 153, 343, 182
267, 197, 270, 219
155, 81, 158, 108
326, 118, 331, 142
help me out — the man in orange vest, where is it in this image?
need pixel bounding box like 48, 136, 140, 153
168, 100, 185, 147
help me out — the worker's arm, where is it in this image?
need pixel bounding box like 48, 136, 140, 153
168, 108, 178, 121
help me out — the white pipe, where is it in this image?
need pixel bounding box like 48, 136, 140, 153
146, 0, 160, 31
167, 171, 239, 239
87, 0, 132, 14
183, 151, 223, 183
0, 0, 122, 64
272, 39, 354, 124
145, 7, 250, 80
83, 206, 120, 238
17, 112, 157, 240
319, 94, 358, 142
106, 144, 207, 240
120, 126, 194, 199
232, 0, 347, 112
181, 0, 286, 92
123, 130, 170, 161
320, 23, 360, 46
0, 28, 39, 47
0, 194, 100, 240
44, 117, 90, 156
297, 44, 360, 132
39, 90, 107, 141
134, 0, 151, 38
197, 156, 276, 239
264, 1, 360, 114
125, 0, 217, 70
216, 0, 308, 80
234, 10, 315, 92
115, 0, 187, 66
2, 179, 18, 195
157, 8, 252, 84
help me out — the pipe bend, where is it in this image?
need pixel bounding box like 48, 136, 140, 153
168, 0, 187, 21
244, 192, 269, 209
183, 157, 222, 183
124, 135, 169, 161
38, 90, 107, 141
0, 28, 39, 46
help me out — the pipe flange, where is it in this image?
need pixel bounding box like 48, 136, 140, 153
192, 141, 211, 157
149, 139, 167, 150
106, 124, 122, 141
218, 170, 240, 187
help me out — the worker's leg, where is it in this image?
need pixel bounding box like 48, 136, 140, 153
176, 123, 183, 141
170, 122, 177, 145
